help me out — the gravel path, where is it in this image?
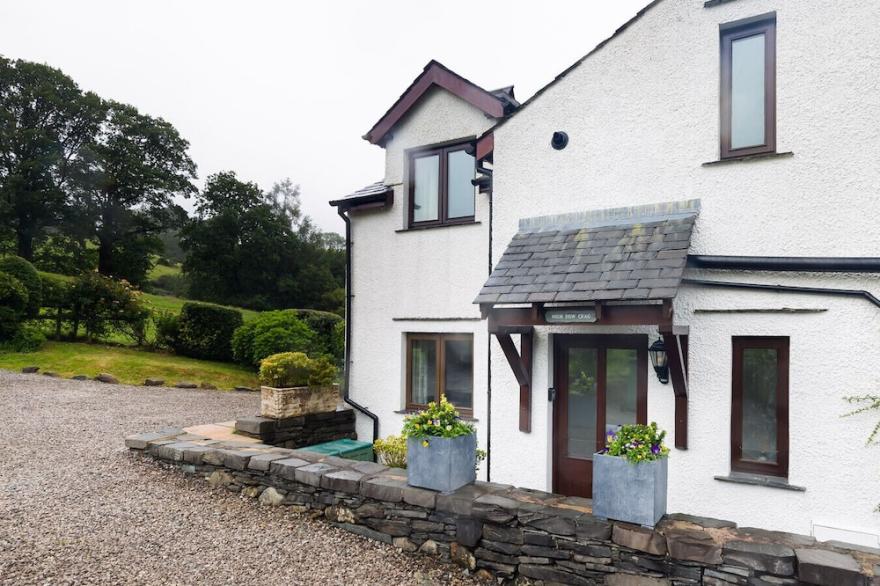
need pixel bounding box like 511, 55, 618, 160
0, 371, 479, 586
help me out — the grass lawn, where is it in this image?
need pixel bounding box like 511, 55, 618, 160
147, 262, 181, 281
0, 341, 259, 389
142, 292, 259, 321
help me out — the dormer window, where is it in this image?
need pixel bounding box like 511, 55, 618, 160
720, 13, 776, 159
408, 140, 475, 228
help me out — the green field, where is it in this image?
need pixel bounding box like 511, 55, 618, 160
38, 270, 259, 345
0, 341, 258, 388
147, 261, 182, 281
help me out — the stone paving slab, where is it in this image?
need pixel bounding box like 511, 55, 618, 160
247, 452, 290, 472
269, 457, 311, 480
183, 422, 260, 444
796, 548, 865, 586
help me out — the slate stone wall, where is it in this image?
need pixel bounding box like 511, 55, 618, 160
233, 407, 356, 449
126, 431, 879, 586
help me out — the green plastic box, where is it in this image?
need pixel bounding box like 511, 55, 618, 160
300, 438, 374, 462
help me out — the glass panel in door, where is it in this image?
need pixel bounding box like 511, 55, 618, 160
567, 348, 598, 459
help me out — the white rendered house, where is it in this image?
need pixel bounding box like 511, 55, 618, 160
331, 0, 880, 545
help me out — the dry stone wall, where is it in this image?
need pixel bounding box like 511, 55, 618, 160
233, 407, 356, 448
126, 429, 879, 586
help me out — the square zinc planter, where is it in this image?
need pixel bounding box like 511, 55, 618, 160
592, 453, 667, 527
406, 434, 476, 492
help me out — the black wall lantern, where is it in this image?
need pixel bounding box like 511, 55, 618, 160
649, 338, 669, 384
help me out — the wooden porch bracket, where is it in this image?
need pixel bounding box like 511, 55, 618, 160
660, 324, 689, 450
494, 328, 534, 433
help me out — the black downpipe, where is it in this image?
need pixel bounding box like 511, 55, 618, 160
687, 256, 880, 273
337, 207, 380, 445
486, 187, 493, 482
682, 278, 880, 309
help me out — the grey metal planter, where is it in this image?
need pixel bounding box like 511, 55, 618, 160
406, 434, 476, 492
592, 453, 668, 527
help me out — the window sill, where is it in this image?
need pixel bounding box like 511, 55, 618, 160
703, 151, 793, 167
714, 472, 805, 492
396, 221, 481, 233
394, 408, 478, 422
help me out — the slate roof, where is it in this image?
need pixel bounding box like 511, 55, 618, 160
474, 200, 700, 305
329, 181, 391, 207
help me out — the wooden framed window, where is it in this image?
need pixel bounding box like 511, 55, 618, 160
406, 333, 473, 414
731, 336, 789, 477
720, 13, 776, 159
407, 141, 475, 228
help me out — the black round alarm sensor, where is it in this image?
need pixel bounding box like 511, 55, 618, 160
551, 131, 569, 150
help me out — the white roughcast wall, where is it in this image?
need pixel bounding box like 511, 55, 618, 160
489, 0, 880, 539
349, 87, 495, 477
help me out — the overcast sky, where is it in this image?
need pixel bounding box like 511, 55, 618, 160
0, 0, 648, 234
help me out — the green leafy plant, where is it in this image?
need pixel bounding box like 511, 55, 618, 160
843, 395, 880, 445
843, 394, 880, 513
258, 351, 338, 388
0, 272, 29, 339
402, 396, 475, 441
373, 435, 407, 469
175, 302, 242, 361
0, 256, 41, 317
600, 422, 670, 464
68, 272, 150, 343
0, 323, 45, 352
232, 310, 316, 367
152, 310, 180, 351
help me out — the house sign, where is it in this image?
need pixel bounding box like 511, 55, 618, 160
544, 307, 598, 324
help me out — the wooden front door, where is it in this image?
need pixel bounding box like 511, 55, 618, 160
553, 335, 648, 498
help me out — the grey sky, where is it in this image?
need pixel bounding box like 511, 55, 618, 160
0, 0, 648, 234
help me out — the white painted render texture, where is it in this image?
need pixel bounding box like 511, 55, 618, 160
348, 87, 494, 473
489, 0, 880, 537
345, 0, 880, 542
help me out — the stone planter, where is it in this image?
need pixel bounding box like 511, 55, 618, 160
592, 453, 667, 527
260, 384, 339, 419
406, 434, 476, 492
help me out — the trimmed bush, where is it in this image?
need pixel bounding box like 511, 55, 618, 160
293, 309, 344, 360
0, 256, 41, 317
0, 323, 45, 352
176, 302, 243, 361
232, 310, 316, 366
258, 351, 338, 388
152, 311, 180, 351
0, 272, 28, 339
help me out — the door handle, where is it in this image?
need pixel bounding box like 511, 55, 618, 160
548, 387, 557, 402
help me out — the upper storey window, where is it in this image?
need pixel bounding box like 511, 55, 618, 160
408, 141, 475, 228
720, 13, 776, 159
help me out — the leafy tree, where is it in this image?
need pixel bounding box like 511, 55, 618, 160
0, 57, 105, 260
71, 101, 196, 285
182, 172, 344, 312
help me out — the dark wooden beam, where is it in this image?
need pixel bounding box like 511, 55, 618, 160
488, 304, 671, 329
496, 333, 529, 386
475, 133, 494, 162
661, 328, 689, 450
519, 330, 532, 433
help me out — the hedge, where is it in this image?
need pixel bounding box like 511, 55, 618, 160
231, 310, 316, 367
0, 256, 42, 317
0, 272, 28, 339
176, 303, 243, 362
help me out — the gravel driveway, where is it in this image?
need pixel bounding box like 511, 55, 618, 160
0, 371, 479, 586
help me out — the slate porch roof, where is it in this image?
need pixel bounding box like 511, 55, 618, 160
474, 200, 700, 305
328, 181, 392, 208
